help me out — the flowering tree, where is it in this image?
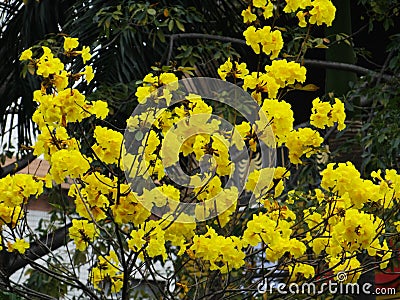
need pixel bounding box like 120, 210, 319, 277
1, 1, 400, 299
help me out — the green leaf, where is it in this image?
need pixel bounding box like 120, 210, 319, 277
157, 30, 166, 43
147, 8, 156, 16
176, 20, 185, 32
168, 19, 175, 31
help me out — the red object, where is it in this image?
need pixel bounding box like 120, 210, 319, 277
375, 267, 400, 289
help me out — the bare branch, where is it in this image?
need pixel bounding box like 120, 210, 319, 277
0, 152, 37, 179
0, 223, 71, 276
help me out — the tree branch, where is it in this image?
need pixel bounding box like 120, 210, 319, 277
0, 222, 72, 276
302, 59, 395, 81
0, 152, 37, 179
165, 33, 398, 82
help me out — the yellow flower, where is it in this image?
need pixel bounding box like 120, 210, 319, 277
241, 6, 257, 23
262, 2, 274, 19
332, 98, 346, 130
68, 219, 97, 251
49, 149, 91, 184
253, 0, 266, 8
0, 174, 44, 207
286, 128, 323, 164
329, 255, 361, 283
218, 58, 233, 80
190, 226, 245, 273
243, 26, 261, 54
310, 98, 346, 130
128, 220, 167, 260
64, 37, 79, 52
265, 59, 307, 87
53, 70, 69, 91
81, 46, 92, 63
83, 65, 94, 83
7, 238, 30, 254
135, 86, 154, 104
92, 126, 124, 165
19, 48, 32, 61
91, 251, 123, 292
273, 167, 290, 197
159, 72, 178, 86
33, 126, 79, 161
310, 97, 332, 128
289, 263, 315, 280
309, 0, 336, 26
259, 26, 283, 59
284, 0, 311, 13
262, 99, 294, 145
88, 100, 109, 120
37, 46, 64, 78
395, 221, 400, 233
296, 11, 308, 27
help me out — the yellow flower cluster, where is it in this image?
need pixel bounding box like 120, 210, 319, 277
92, 126, 124, 165
291, 162, 397, 277
283, 0, 311, 13
35, 46, 65, 78
283, 0, 336, 27
243, 72, 280, 101
242, 60, 306, 102
68, 219, 98, 251
49, 149, 90, 184
243, 26, 283, 59
289, 263, 315, 281
190, 226, 245, 273
372, 169, 400, 207
91, 250, 123, 293
19, 38, 111, 188
262, 99, 294, 144
140, 184, 180, 207
164, 214, 196, 254
265, 59, 307, 87
69, 172, 112, 221
243, 212, 306, 261
310, 98, 346, 130
63, 37, 92, 63
245, 167, 289, 199
135, 72, 178, 104
128, 220, 167, 260
194, 186, 239, 222
7, 238, 30, 254
308, 0, 336, 26
217, 58, 249, 81
321, 162, 381, 209
68, 172, 152, 225
286, 127, 323, 164
110, 189, 151, 226
241, 1, 274, 23
0, 174, 43, 227
331, 209, 383, 256
34, 126, 79, 161
32, 89, 106, 130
